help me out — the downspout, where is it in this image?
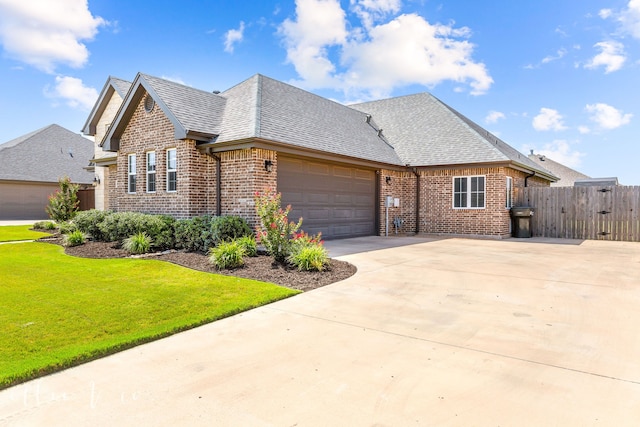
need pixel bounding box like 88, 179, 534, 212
206, 147, 222, 216
524, 171, 535, 187
412, 167, 420, 235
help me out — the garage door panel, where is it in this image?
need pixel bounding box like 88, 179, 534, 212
278, 157, 375, 239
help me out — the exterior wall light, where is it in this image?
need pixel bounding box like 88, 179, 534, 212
93, 175, 100, 186
386, 176, 392, 185
264, 160, 273, 173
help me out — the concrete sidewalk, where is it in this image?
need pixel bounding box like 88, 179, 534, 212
1, 236, 640, 425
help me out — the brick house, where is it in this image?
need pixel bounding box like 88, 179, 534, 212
85, 72, 556, 239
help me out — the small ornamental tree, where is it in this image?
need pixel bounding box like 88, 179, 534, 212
45, 176, 80, 223
254, 189, 302, 263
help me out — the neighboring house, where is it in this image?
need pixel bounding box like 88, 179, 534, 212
0, 124, 94, 220
82, 76, 132, 210
89, 72, 557, 239
527, 151, 590, 187
574, 177, 619, 187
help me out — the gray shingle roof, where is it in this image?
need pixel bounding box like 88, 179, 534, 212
142, 74, 226, 138
213, 75, 403, 165
350, 93, 556, 177
0, 124, 94, 184
528, 154, 589, 187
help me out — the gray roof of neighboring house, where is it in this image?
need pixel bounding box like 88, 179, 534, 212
350, 93, 556, 178
0, 124, 94, 184
82, 76, 132, 136
527, 153, 590, 187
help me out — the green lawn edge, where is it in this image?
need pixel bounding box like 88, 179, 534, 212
0, 225, 50, 242
1, 242, 300, 390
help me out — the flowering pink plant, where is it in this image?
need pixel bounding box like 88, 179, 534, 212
254, 189, 302, 262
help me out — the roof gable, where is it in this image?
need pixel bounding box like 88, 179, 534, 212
82, 76, 132, 136
0, 124, 94, 184
104, 73, 227, 151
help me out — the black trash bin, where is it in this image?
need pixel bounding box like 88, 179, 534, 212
510, 207, 535, 238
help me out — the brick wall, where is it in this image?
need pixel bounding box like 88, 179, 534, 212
114, 91, 215, 218
377, 166, 550, 238
378, 169, 416, 236
220, 148, 277, 229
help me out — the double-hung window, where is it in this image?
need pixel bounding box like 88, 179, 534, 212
127, 154, 136, 193
166, 148, 177, 192
505, 176, 513, 208
146, 151, 156, 193
453, 176, 485, 209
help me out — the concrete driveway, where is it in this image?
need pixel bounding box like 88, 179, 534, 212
2, 236, 640, 426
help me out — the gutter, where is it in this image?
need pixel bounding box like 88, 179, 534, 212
205, 147, 222, 216
411, 167, 420, 234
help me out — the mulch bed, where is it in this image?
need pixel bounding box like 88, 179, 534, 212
38, 236, 356, 292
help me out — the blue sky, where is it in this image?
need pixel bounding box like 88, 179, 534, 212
1, 0, 639, 183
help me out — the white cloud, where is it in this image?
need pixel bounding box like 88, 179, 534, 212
529, 140, 585, 168
599, 9, 613, 19
350, 0, 401, 29
0, 0, 105, 73
585, 41, 626, 73
279, 0, 348, 88
224, 21, 245, 53
45, 75, 98, 109
616, 0, 640, 39
279, 0, 492, 99
541, 48, 567, 64
161, 75, 187, 85
578, 125, 591, 134
586, 103, 632, 129
485, 110, 505, 124
532, 108, 567, 131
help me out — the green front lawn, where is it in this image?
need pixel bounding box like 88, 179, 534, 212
0, 225, 50, 242
0, 242, 299, 389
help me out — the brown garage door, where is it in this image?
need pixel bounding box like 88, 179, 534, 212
277, 157, 376, 239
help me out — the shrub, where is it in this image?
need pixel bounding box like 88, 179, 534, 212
45, 176, 79, 222
288, 232, 328, 271
74, 209, 110, 241
63, 230, 85, 247
33, 221, 57, 230
209, 240, 245, 269
174, 215, 215, 253
122, 232, 152, 255
58, 221, 78, 235
235, 235, 257, 257
211, 215, 252, 245
97, 212, 174, 250
254, 190, 302, 263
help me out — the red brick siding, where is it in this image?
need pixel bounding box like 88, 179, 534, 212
114, 92, 215, 218
377, 166, 550, 237
220, 148, 277, 229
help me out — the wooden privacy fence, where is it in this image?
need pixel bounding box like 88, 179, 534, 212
517, 186, 640, 242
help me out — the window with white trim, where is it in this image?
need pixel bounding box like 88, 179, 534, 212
146, 151, 156, 193
166, 148, 177, 192
505, 176, 513, 208
453, 176, 485, 209
127, 154, 136, 193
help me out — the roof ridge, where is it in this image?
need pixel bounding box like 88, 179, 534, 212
0, 124, 57, 150
254, 74, 262, 137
